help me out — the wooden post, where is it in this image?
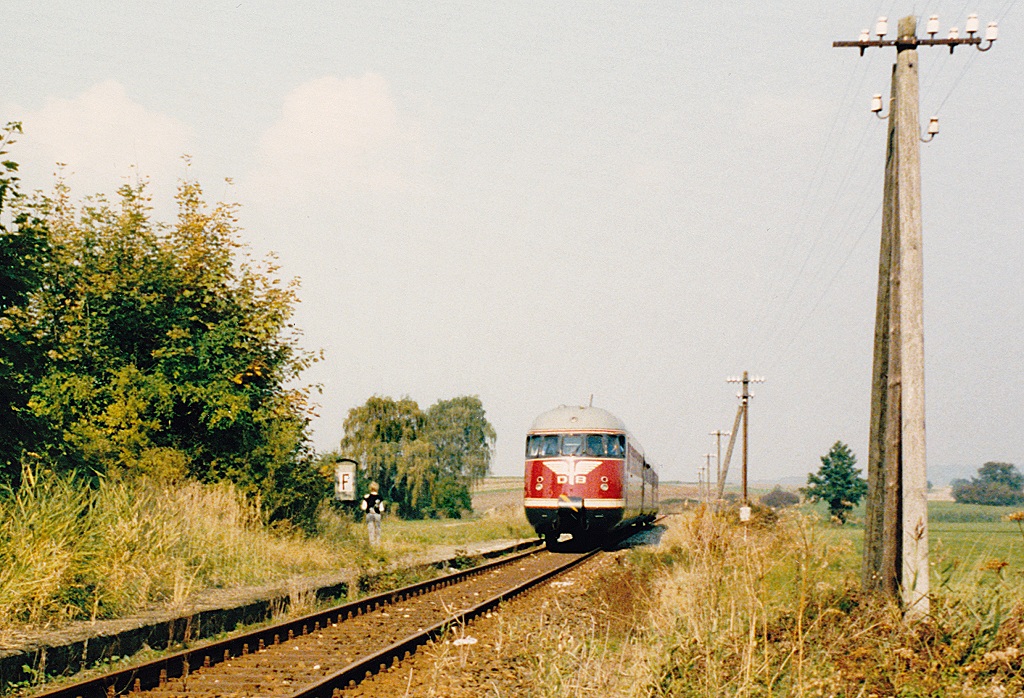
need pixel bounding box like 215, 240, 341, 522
724, 372, 763, 507
711, 430, 729, 500
881, 56, 903, 600
742, 371, 749, 505
863, 63, 898, 594
895, 15, 929, 616
838, 10, 997, 616
716, 406, 743, 501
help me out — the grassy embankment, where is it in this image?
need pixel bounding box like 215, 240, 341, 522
499, 503, 1024, 697
0, 471, 532, 643
10, 469, 1024, 695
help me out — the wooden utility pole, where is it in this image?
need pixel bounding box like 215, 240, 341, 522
727, 372, 765, 505
710, 429, 730, 499
716, 411, 742, 501
703, 453, 715, 503
863, 61, 898, 597
895, 17, 930, 616
835, 13, 998, 616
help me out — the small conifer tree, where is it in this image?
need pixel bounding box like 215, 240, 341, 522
802, 441, 867, 524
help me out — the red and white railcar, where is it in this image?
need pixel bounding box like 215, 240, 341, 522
523, 405, 658, 545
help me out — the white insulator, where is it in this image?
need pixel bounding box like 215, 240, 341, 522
871, 94, 883, 112
875, 16, 889, 37
926, 15, 940, 37
986, 22, 999, 41
966, 13, 980, 36
859, 28, 870, 42
927, 117, 939, 136
948, 26, 960, 39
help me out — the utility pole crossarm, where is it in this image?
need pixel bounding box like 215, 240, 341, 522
834, 14, 997, 55
833, 37, 982, 49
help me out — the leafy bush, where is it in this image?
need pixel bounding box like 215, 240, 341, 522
760, 486, 800, 509
0, 156, 323, 527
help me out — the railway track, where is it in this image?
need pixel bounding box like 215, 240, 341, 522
32, 543, 606, 698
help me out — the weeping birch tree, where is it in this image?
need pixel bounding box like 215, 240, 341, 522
340, 395, 495, 518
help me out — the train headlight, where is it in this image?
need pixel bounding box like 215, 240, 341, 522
600, 484, 609, 491
535, 483, 543, 491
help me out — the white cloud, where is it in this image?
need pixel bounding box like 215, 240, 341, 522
245, 73, 424, 203
9, 80, 193, 204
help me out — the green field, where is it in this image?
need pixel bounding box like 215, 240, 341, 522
929, 502, 1024, 585
796, 499, 1024, 586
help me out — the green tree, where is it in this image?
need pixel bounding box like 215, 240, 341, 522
340, 395, 425, 516
423, 396, 495, 517
952, 462, 1024, 506
340, 394, 496, 518
6, 173, 322, 527
0, 123, 51, 484
802, 441, 867, 524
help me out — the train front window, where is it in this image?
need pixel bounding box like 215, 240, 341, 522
526, 433, 624, 458
525, 435, 543, 458
541, 435, 560, 456
609, 434, 625, 457
561, 434, 584, 456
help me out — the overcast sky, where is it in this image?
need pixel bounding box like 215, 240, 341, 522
4, 1, 1021, 484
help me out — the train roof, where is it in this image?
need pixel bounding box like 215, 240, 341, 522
528, 405, 627, 432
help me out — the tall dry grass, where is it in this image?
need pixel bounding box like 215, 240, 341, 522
636, 508, 1024, 696
0, 470, 534, 643
482, 507, 1024, 696
0, 469, 350, 638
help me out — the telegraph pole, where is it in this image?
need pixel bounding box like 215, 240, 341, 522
727, 372, 765, 505
835, 13, 997, 617
710, 430, 730, 499
715, 412, 742, 501
703, 453, 715, 503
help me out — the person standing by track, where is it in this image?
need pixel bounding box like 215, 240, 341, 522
360, 482, 385, 546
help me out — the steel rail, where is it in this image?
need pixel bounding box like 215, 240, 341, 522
31, 540, 542, 698
286, 546, 603, 698
33, 521, 662, 698
288, 521, 660, 698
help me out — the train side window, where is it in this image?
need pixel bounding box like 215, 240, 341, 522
541, 435, 560, 456
585, 434, 605, 457
561, 434, 584, 456
526, 435, 544, 458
